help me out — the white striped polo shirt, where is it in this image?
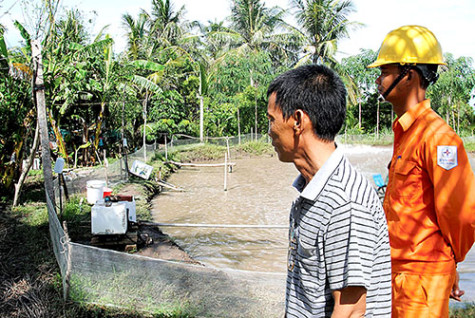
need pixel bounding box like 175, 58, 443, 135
286, 147, 391, 317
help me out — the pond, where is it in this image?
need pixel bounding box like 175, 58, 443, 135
151, 145, 475, 302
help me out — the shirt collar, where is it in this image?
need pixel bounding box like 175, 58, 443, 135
396, 99, 431, 132
292, 146, 344, 201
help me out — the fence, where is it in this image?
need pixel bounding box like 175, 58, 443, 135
47, 133, 475, 316
48, 133, 287, 317
60, 133, 268, 196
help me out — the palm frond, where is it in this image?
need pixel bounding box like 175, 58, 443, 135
132, 74, 162, 94
131, 60, 166, 72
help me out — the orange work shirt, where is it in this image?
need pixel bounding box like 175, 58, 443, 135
383, 99, 475, 274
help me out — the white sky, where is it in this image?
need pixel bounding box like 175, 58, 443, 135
1, 0, 474, 62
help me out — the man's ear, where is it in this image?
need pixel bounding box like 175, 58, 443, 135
407, 69, 419, 84
293, 110, 305, 132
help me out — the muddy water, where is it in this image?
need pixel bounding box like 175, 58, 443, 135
151, 155, 296, 272
151, 145, 393, 272
151, 145, 475, 299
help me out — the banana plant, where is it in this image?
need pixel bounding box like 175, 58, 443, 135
0, 22, 37, 198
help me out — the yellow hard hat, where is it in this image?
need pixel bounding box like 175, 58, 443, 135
368, 25, 446, 68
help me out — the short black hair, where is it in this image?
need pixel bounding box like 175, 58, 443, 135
398, 64, 439, 89
267, 64, 347, 142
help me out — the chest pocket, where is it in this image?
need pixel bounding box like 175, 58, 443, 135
393, 159, 422, 202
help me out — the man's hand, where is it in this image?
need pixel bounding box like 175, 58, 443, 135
450, 270, 465, 301
331, 286, 366, 318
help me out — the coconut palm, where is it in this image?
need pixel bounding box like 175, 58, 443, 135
229, 0, 289, 56
226, 0, 300, 134
149, 0, 186, 48
292, 0, 358, 65
122, 12, 150, 60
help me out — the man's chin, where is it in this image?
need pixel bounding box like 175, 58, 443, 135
276, 152, 291, 163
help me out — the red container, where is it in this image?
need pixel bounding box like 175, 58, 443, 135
102, 187, 113, 198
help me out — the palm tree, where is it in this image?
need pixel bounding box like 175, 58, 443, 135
228, 0, 296, 135
149, 0, 186, 48
229, 0, 288, 55
292, 0, 358, 65
122, 12, 150, 60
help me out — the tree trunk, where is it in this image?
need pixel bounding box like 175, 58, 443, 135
199, 70, 204, 143
143, 93, 148, 161
13, 121, 40, 206
81, 117, 89, 166
376, 99, 380, 139
32, 40, 55, 205
250, 71, 258, 140
457, 102, 460, 134
447, 95, 453, 128
358, 99, 362, 129
199, 95, 204, 143
254, 90, 258, 140
237, 107, 241, 145
121, 100, 128, 180
93, 101, 107, 164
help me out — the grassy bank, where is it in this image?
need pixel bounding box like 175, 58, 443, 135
0, 141, 273, 317
1, 140, 474, 317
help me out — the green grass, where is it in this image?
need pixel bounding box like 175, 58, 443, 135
450, 303, 475, 317
233, 140, 274, 156
1, 180, 200, 317
68, 273, 200, 317
171, 143, 227, 162
464, 140, 475, 152
337, 133, 394, 146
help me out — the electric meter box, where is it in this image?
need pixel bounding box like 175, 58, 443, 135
119, 198, 136, 223
91, 202, 128, 235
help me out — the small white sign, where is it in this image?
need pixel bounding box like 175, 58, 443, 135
437, 146, 458, 170
130, 160, 153, 180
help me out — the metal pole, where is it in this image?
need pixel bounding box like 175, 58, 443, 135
237, 107, 241, 145
138, 221, 287, 229
104, 149, 108, 186
200, 96, 204, 143
165, 134, 168, 161
58, 173, 63, 222
224, 152, 228, 191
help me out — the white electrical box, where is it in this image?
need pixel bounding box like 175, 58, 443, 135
91, 202, 128, 235
119, 199, 136, 223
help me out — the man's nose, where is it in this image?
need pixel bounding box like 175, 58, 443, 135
376, 75, 381, 85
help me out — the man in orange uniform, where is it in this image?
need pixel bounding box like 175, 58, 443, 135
368, 25, 475, 318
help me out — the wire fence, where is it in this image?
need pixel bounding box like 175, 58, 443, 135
48, 133, 287, 317
46, 133, 475, 316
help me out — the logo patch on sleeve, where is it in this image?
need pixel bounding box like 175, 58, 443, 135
437, 146, 458, 170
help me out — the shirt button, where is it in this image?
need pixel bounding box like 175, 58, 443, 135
288, 261, 294, 271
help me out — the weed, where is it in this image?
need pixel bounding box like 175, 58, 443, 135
450, 302, 475, 317
234, 140, 274, 156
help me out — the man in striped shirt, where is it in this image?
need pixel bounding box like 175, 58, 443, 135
267, 64, 392, 317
